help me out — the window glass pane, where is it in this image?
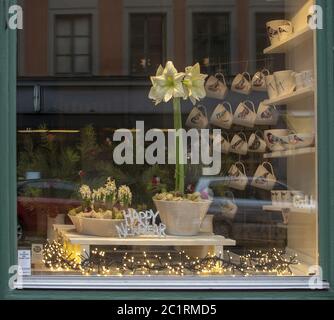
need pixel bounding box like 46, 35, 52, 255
17, 0, 319, 285
193, 13, 230, 75
54, 15, 92, 75
130, 14, 165, 75
74, 16, 90, 36
56, 18, 71, 36
56, 56, 71, 74
56, 37, 71, 55
74, 56, 90, 73
74, 37, 90, 55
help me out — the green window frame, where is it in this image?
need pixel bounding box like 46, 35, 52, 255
1, 0, 334, 299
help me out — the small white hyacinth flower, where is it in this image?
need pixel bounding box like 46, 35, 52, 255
118, 185, 132, 206
183, 63, 207, 105
149, 61, 185, 105
79, 185, 91, 200
105, 177, 116, 194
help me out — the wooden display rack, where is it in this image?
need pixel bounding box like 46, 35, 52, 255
54, 224, 236, 258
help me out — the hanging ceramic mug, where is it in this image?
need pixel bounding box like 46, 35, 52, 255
220, 191, 238, 220
233, 100, 256, 128
252, 69, 270, 92
186, 105, 209, 129
205, 73, 228, 100
274, 70, 296, 96
231, 72, 252, 95
212, 132, 230, 154
230, 132, 248, 155
265, 74, 279, 100
248, 130, 267, 153
251, 162, 277, 191
215, 132, 231, 154
255, 102, 278, 125
210, 102, 233, 129
228, 161, 248, 191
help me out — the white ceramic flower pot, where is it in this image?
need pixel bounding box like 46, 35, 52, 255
80, 217, 125, 237
153, 199, 212, 236
199, 214, 214, 234
68, 214, 83, 233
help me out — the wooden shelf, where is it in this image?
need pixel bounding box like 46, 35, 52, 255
263, 147, 315, 159
54, 225, 236, 247
263, 205, 291, 212
287, 111, 315, 118
263, 86, 314, 106
263, 26, 313, 54
263, 205, 315, 214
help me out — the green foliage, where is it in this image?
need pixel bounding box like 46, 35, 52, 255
18, 124, 80, 181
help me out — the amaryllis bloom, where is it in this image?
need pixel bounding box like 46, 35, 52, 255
149, 61, 185, 105
183, 63, 207, 105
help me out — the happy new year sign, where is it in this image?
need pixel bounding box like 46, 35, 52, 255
116, 209, 166, 238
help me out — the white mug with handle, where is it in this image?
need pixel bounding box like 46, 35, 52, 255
266, 20, 293, 45
278, 20, 294, 42
212, 132, 230, 154
233, 100, 256, 128
265, 74, 279, 100
251, 162, 277, 191
248, 130, 267, 153
274, 70, 296, 96
255, 102, 278, 125
205, 73, 228, 100
230, 132, 248, 155
186, 105, 209, 129
252, 69, 270, 92
210, 102, 233, 129
220, 191, 238, 220
228, 161, 248, 191
232, 72, 252, 95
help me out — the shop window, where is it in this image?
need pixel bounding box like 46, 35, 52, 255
129, 13, 166, 75
15, 0, 322, 289
192, 12, 231, 75
54, 15, 92, 75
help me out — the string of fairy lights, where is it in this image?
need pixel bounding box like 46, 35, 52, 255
43, 239, 299, 276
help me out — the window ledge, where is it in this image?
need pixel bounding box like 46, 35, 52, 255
18, 275, 330, 290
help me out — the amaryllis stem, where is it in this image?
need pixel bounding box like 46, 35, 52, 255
173, 98, 184, 193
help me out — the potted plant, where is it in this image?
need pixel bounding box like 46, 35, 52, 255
68, 178, 132, 237
149, 61, 212, 236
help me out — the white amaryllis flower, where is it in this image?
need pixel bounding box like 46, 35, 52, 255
149, 61, 185, 105
182, 63, 207, 105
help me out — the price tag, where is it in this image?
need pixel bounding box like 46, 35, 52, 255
31, 244, 44, 265
18, 250, 31, 276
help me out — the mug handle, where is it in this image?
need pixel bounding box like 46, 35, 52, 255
255, 130, 264, 139
224, 191, 235, 203
238, 131, 247, 143
261, 69, 270, 76
197, 105, 208, 117
243, 100, 256, 113
215, 73, 226, 85
262, 162, 275, 176
221, 101, 232, 114
235, 161, 246, 175
242, 72, 251, 81
222, 132, 230, 142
